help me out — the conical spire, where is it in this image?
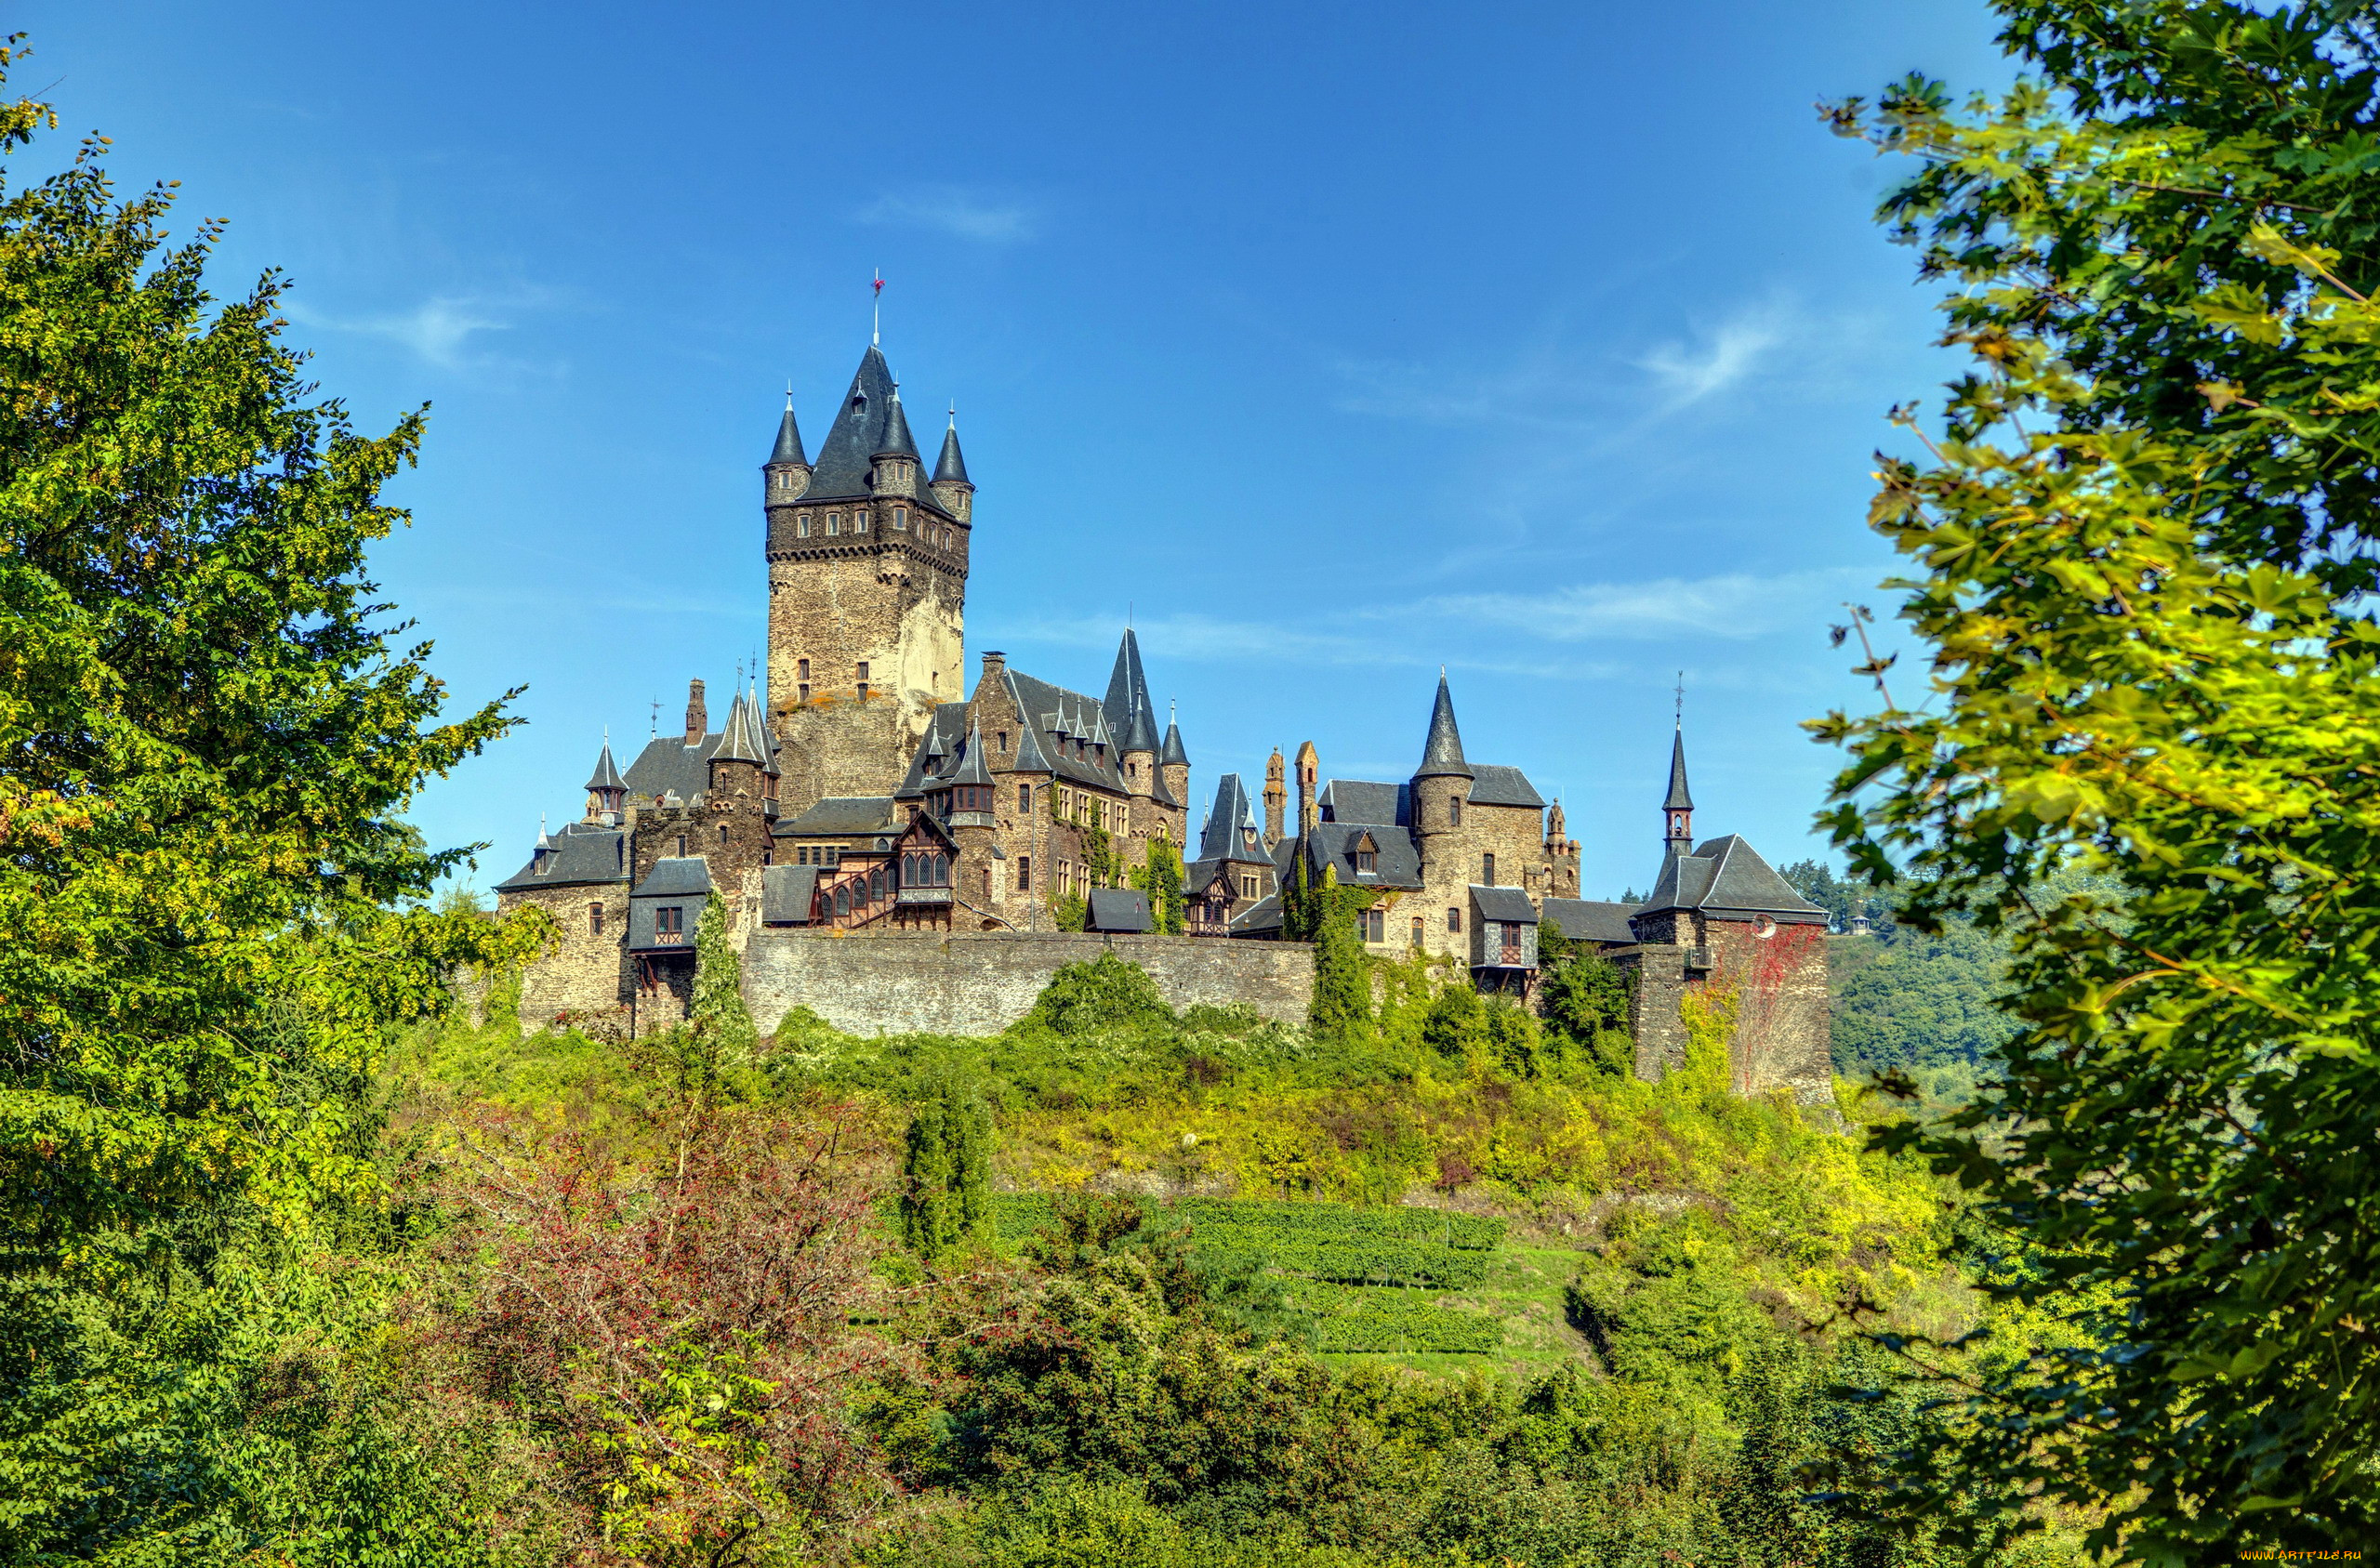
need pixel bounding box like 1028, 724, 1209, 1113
584, 732, 626, 793
933, 407, 971, 485
1103, 628, 1162, 754
1160, 710, 1189, 768
1413, 674, 1473, 780
874, 381, 919, 459
769, 396, 808, 466
713, 691, 769, 765
1664, 728, 1694, 810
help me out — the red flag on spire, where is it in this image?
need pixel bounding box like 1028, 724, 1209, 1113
873, 272, 884, 296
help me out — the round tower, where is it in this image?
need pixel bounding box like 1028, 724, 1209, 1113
1409, 675, 1474, 876
932, 404, 973, 522
764, 391, 811, 510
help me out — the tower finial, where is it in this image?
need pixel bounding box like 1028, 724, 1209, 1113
948, 398, 957, 428
872, 268, 883, 346
1675, 670, 1685, 728
650, 696, 659, 738
785, 380, 795, 410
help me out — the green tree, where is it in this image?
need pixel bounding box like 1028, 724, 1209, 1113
1538, 949, 1633, 1077
900, 1075, 993, 1261
1819, 6, 2380, 1554
1302, 866, 1374, 1045
0, 46, 541, 1559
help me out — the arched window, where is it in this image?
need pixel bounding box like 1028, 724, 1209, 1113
931, 853, 948, 886
835, 884, 851, 917
720, 824, 730, 848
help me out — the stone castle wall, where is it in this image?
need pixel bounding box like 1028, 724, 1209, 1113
741, 929, 1314, 1038
1618, 916, 1832, 1107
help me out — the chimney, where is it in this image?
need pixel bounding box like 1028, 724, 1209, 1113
980, 650, 1006, 684
1263, 748, 1287, 847
684, 679, 707, 745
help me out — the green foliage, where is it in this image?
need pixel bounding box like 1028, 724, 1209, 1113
1820, 7, 2380, 1553
1013, 950, 1176, 1041
690, 892, 758, 1057
902, 1076, 994, 1261
0, 51, 542, 1563
1304, 866, 1377, 1045
1536, 951, 1633, 1077
1778, 857, 1896, 937
1129, 834, 1186, 935
1051, 890, 1088, 931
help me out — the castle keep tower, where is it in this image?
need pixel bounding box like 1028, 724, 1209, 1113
766, 346, 970, 814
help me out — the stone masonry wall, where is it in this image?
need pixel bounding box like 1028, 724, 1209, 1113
742, 929, 1314, 1038
1617, 916, 1833, 1107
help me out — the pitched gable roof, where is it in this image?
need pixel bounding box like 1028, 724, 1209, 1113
1636, 835, 1826, 924
1466, 764, 1543, 809
1318, 779, 1409, 826
1542, 899, 1641, 944
495, 821, 628, 891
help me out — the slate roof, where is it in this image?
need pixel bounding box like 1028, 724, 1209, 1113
774, 797, 897, 837
944, 721, 995, 787
1102, 629, 1162, 755
1000, 669, 1130, 793
1302, 822, 1424, 890
875, 383, 919, 458
1542, 899, 1641, 944
584, 740, 626, 794
629, 856, 713, 899
625, 731, 726, 804
1197, 773, 1270, 864
933, 417, 970, 485
1637, 835, 1828, 923
1415, 676, 1474, 781
1087, 888, 1154, 933
1229, 892, 1284, 936
712, 691, 772, 767
894, 703, 973, 798
1665, 730, 1694, 811
494, 821, 628, 891
1470, 884, 1540, 924
769, 402, 807, 467
1318, 779, 1409, 826
1159, 716, 1189, 768
1467, 764, 1544, 810
761, 864, 819, 925
799, 346, 955, 519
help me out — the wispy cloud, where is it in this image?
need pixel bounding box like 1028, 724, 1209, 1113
1410, 569, 1861, 643
287, 290, 554, 371
856, 186, 1037, 244
999, 569, 1864, 672
1634, 303, 1792, 408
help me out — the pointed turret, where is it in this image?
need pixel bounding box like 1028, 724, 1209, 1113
771, 402, 808, 467
933, 413, 970, 485
764, 392, 813, 508
931, 408, 975, 522
1159, 711, 1190, 769
712, 691, 769, 766
874, 383, 919, 460
585, 732, 627, 824
1663, 729, 1695, 858
1104, 629, 1162, 757
1158, 702, 1191, 813
1414, 675, 1474, 781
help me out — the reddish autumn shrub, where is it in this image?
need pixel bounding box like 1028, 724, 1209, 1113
421, 1103, 901, 1566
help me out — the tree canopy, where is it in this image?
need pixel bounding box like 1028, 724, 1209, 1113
1820, 2, 2380, 1556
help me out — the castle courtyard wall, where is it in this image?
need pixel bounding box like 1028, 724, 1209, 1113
741, 929, 1314, 1038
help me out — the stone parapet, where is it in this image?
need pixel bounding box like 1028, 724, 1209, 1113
742, 929, 1313, 1038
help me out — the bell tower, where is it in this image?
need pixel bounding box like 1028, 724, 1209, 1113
764, 344, 970, 815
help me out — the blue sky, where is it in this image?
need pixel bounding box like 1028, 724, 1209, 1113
20, 1, 2010, 900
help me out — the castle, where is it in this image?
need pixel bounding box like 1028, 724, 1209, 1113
494, 336, 1831, 1100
